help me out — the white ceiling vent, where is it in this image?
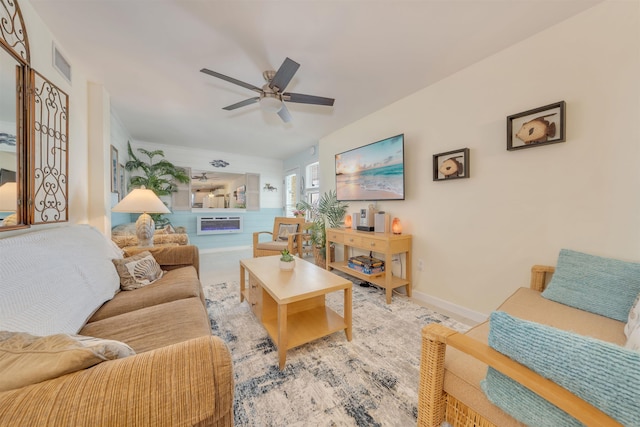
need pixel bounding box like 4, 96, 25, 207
52, 43, 71, 83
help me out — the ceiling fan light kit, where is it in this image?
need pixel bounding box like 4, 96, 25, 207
259, 93, 283, 113
200, 57, 335, 123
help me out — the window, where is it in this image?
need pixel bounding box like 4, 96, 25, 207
284, 169, 299, 217
305, 162, 319, 205
306, 162, 319, 189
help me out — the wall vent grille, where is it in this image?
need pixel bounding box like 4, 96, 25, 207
52, 43, 71, 83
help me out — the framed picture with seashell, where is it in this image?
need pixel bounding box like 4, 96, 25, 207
433, 148, 470, 181
507, 101, 566, 151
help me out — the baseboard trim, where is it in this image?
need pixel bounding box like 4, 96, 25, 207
199, 245, 251, 255
412, 290, 488, 324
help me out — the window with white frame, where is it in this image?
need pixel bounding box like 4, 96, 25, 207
305, 161, 319, 204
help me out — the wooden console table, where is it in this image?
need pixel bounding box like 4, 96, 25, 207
326, 228, 412, 304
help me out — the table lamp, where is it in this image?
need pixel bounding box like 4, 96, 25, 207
0, 182, 17, 226
112, 186, 170, 247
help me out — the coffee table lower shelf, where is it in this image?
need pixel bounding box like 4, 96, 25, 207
262, 306, 347, 350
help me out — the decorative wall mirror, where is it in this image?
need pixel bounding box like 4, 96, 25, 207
0, 0, 69, 230
0, 0, 29, 230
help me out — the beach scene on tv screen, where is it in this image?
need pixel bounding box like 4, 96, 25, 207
335, 135, 404, 201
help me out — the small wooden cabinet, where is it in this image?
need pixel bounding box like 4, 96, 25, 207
326, 228, 412, 304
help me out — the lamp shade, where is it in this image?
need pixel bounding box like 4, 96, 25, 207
0, 182, 17, 212
112, 187, 170, 214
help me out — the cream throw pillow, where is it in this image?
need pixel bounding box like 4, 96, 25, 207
112, 251, 164, 290
277, 224, 299, 241
625, 293, 640, 351
0, 331, 135, 391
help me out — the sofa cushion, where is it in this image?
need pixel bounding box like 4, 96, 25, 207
80, 298, 211, 353
87, 266, 201, 322
0, 331, 134, 392
112, 251, 164, 290
481, 311, 640, 426
256, 240, 290, 252
0, 225, 122, 335
541, 249, 640, 322
443, 287, 625, 426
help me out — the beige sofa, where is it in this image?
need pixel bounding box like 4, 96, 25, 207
0, 227, 233, 426
418, 265, 629, 426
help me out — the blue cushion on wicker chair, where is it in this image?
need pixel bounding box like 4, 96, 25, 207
541, 249, 640, 322
481, 311, 640, 426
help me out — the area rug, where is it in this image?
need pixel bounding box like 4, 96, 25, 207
203, 276, 470, 427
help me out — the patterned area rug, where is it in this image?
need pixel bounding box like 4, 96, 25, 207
203, 274, 469, 427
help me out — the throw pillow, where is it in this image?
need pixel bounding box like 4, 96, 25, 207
112, 251, 164, 291
625, 293, 640, 351
277, 224, 299, 241
482, 311, 640, 426
0, 331, 135, 392
541, 249, 640, 322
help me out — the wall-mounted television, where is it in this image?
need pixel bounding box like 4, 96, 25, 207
335, 134, 405, 201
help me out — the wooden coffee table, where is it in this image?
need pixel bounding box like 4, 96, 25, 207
240, 255, 352, 370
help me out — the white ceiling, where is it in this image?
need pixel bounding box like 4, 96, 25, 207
29, 0, 600, 160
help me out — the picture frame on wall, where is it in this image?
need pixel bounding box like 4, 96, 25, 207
110, 145, 118, 193
433, 148, 470, 181
118, 163, 126, 196
507, 101, 566, 151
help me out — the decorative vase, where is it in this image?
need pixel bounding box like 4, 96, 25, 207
280, 260, 295, 271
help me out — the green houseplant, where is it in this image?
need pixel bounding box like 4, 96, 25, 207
279, 248, 295, 271
296, 189, 349, 266
124, 142, 190, 228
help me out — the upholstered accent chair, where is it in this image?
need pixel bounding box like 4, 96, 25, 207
252, 217, 306, 258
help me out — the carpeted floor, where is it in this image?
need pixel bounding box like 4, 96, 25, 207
203, 273, 469, 427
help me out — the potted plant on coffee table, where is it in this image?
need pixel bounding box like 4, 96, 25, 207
279, 249, 295, 271
296, 189, 349, 267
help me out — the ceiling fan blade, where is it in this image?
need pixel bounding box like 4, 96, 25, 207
269, 58, 300, 92
200, 68, 262, 93
283, 92, 335, 106
223, 97, 260, 111
277, 103, 292, 123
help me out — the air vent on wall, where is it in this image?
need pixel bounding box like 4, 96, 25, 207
52, 43, 71, 83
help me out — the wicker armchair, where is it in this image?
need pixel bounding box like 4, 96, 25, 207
252, 216, 306, 257
417, 265, 621, 427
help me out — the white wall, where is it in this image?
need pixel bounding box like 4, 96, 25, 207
319, 1, 640, 317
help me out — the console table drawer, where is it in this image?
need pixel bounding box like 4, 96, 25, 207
343, 235, 364, 247
326, 230, 343, 243
360, 237, 389, 251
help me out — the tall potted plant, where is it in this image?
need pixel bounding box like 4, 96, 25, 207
124, 142, 190, 228
297, 189, 349, 267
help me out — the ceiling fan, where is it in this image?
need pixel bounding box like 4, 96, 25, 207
200, 57, 335, 123
192, 172, 209, 182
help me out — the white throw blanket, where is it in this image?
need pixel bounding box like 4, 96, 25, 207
0, 225, 122, 335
